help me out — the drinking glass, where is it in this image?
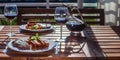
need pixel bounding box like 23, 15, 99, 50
4, 4, 18, 37
54, 7, 69, 40
66, 7, 86, 36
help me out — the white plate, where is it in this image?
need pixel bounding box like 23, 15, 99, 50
19, 23, 54, 32
7, 38, 56, 53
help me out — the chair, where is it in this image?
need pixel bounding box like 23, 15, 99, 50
17, 8, 104, 25
17, 8, 55, 25
72, 9, 105, 25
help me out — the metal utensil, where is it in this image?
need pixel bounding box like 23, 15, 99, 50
55, 41, 59, 55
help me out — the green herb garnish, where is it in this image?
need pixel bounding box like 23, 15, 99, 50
35, 33, 39, 38
30, 26, 37, 30
30, 33, 40, 41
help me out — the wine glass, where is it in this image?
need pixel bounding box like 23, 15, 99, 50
54, 7, 70, 41
4, 4, 18, 37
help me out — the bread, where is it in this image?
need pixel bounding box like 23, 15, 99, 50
27, 20, 36, 26
26, 20, 42, 30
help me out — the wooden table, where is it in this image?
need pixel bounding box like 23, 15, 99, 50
0, 25, 120, 60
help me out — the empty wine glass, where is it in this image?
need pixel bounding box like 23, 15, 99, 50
4, 4, 18, 37
54, 7, 70, 41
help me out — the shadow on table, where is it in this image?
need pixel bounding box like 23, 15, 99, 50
0, 36, 10, 49
61, 32, 86, 57
65, 33, 85, 53
62, 27, 107, 60
84, 27, 107, 60
111, 26, 120, 37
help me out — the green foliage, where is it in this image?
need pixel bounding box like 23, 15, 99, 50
0, 18, 17, 25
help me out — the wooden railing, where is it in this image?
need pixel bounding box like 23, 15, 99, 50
17, 8, 104, 25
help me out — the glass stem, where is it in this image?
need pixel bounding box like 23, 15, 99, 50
60, 25, 62, 39
10, 19, 12, 34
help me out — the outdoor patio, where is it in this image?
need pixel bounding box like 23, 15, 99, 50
0, 0, 120, 60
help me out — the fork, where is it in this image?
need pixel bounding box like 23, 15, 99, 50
3, 36, 10, 53
55, 41, 59, 55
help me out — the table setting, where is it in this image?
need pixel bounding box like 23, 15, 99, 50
2, 4, 64, 57
1, 4, 117, 60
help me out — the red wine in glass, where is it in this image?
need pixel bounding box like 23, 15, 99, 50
66, 21, 86, 31
55, 17, 68, 25
4, 14, 17, 20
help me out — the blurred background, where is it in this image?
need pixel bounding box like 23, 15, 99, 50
0, 0, 119, 26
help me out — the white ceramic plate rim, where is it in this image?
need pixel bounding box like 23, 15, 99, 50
19, 23, 53, 32
7, 38, 56, 53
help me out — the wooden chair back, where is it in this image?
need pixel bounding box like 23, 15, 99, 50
17, 8, 55, 25
17, 8, 104, 25
71, 9, 105, 25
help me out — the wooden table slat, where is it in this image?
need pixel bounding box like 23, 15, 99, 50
0, 25, 120, 60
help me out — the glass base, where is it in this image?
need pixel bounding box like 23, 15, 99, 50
56, 38, 65, 43
70, 32, 81, 36
6, 32, 16, 37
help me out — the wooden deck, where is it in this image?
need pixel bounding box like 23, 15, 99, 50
0, 25, 120, 60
